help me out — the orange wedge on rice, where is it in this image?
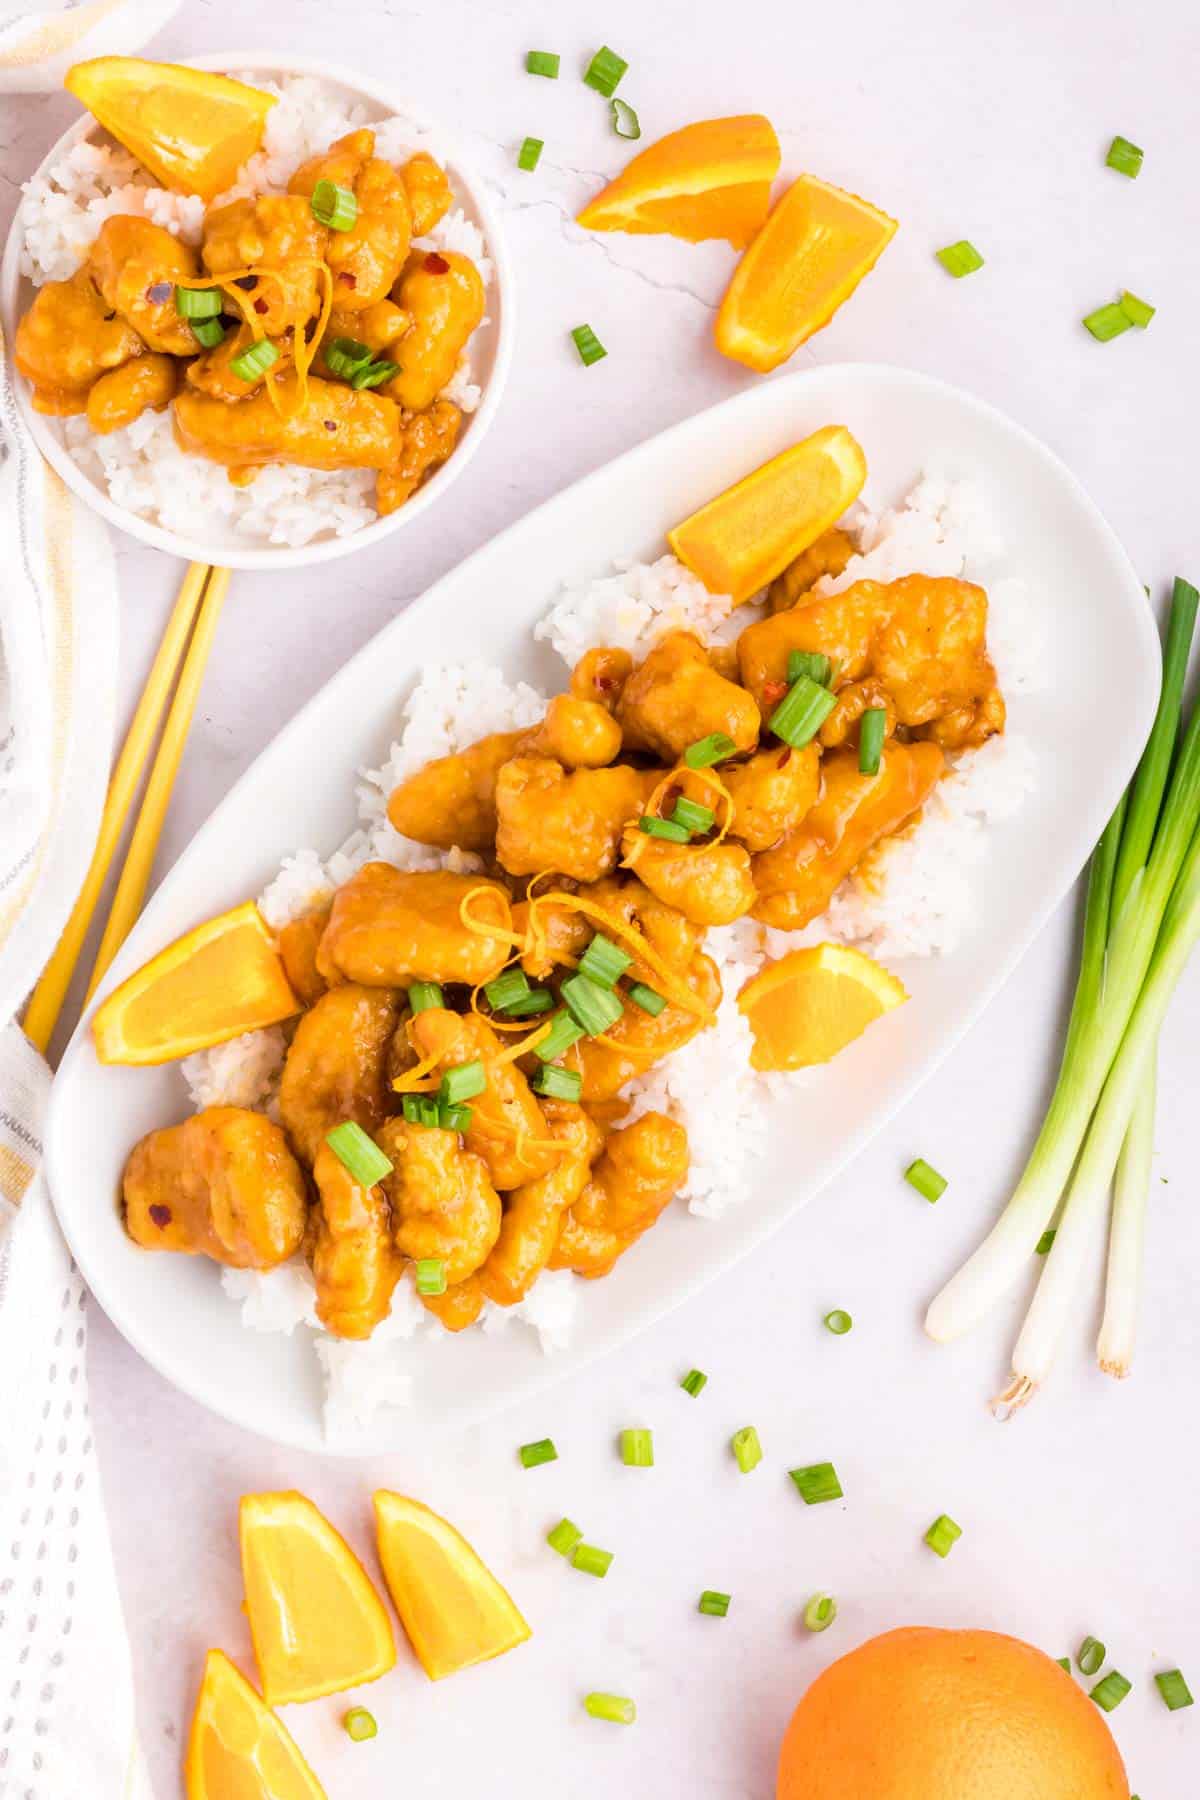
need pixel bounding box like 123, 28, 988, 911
577, 114, 780, 248
716, 174, 898, 371
91, 900, 301, 1065
240, 1492, 397, 1706
185, 1650, 327, 1800
738, 943, 907, 1070
65, 58, 276, 200
668, 424, 867, 603
373, 1491, 531, 1681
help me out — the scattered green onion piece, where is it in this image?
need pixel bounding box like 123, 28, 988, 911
517, 136, 544, 172
228, 338, 279, 382
1035, 1228, 1057, 1255
803, 1593, 837, 1633
578, 933, 632, 988
610, 98, 640, 139
923, 1513, 962, 1558
324, 336, 374, 379
572, 1543, 613, 1578
680, 1368, 707, 1397
935, 239, 985, 277
531, 1063, 583, 1102
583, 45, 628, 97
1154, 1669, 1194, 1711
190, 317, 226, 349
547, 1517, 583, 1557
571, 323, 607, 366
520, 1437, 558, 1469
438, 1102, 473, 1133
584, 1692, 635, 1723
485, 968, 531, 1012
823, 1308, 853, 1335
858, 708, 887, 776
343, 1707, 377, 1742
561, 973, 624, 1036
351, 360, 399, 391
671, 796, 716, 836
684, 733, 737, 769
1091, 1671, 1132, 1712
628, 983, 667, 1017
905, 1157, 948, 1202
415, 1258, 446, 1296
787, 650, 832, 687
525, 50, 560, 77
1083, 302, 1133, 342
416, 1097, 440, 1128
505, 987, 554, 1015
1106, 135, 1143, 178
1077, 1636, 1106, 1677
1056, 1657, 1072, 1672
175, 285, 222, 318
1120, 290, 1155, 329
698, 1590, 730, 1617
440, 1060, 486, 1105
620, 1428, 654, 1467
731, 1426, 762, 1473
789, 1462, 843, 1505
638, 814, 690, 843
401, 1094, 422, 1124
408, 981, 443, 1014
311, 178, 358, 231
325, 1121, 393, 1187
768, 674, 837, 750
534, 1009, 586, 1063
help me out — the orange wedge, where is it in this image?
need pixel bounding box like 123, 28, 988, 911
576, 115, 780, 248
738, 943, 907, 1070
65, 58, 275, 200
240, 1492, 396, 1706
185, 1650, 326, 1800
716, 174, 898, 372
668, 424, 866, 603
92, 900, 301, 1066
373, 1492, 531, 1681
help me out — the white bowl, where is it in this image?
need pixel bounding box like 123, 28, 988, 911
0, 50, 514, 571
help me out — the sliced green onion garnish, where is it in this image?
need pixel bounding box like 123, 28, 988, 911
325, 1121, 393, 1187
561, 973, 624, 1036
935, 239, 985, 277
671, 796, 715, 835
343, 1707, 377, 1742
229, 338, 279, 382
787, 650, 832, 687
731, 1426, 762, 1473
628, 983, 667, 1016
311, 178, 358, 231
1106, 134, 1143, 178
698, 1590, 730, 1617
1154, 1669, 1193, 1711
1077, 1636, 1106, 1677
520, 1437, 558, 1469
571, 323, 607, 366
803, 1593, 837, 1632
415, 1258, 446, 1296
610, 98, 640, 139
351, 360, 399, 391
638, 815, 690, 843
408, 981, 443, 1014
620, 1428, 654, 1467
1083, 302, 1133, 342
485, 968, 531, 1012
1056, 1657, 1072, 1672
905, 1157, 948, 1202
923, 1513, 962, 1558
684, 732, 736, 769
584, 1691, 635, 1723
789, 1461, 843, 1505
517, 136, 544, 172
506, 987, 554, 1015
440, 1060, 486, 1105
525, 49, 560, 77
578, 933, 632, 988
438, 1102, 473, 1134
534, 1009, 586, 1063
768, 674, 837, 749
823, 1309, 853, 1335
583, 45, 628, 96
191, 317, 226, 349
572, 1543, 613, 1577
403, 1094, 441, 1128
859, 708, 887, 776
1120, 290, 1155, 329
325, 336, 374, 380
680, 1368, 707, 1397
1090, 1671, 1132, 1712
547, 1517, 583, 1557
531, 1063, 583, 1102
175, 285, 222, 318
401, 1094, 421, 1124
1035, 1228, 1057, 1255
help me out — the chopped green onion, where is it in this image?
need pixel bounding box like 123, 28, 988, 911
324, 337, 374, 379
610, 98, 640, 139
325, 1121, 393, 1187
803, 1593, 837, 1632
698, 1590, 730, 1617
343, 1707, 377, 1742
1154, 1669, 1193, 1711
858, 708, 887, 776
787, 650, 832, 687
531, 1063, 583, 1102
571, 323, 607, 366
547, 1517, 583, 1557
1056, 1657, 1072, 1672
525, 49, 560, 77
1106, 135, 1143, 178
638, 815, 690, 843
731, 1426, 762, 1473
190, 317, 226, 349
935, 239, 985, 277
519, 1437, 558, 1469
408, 981, 443, 1014
583, 45, 628, 97
534, 1009, 586, 1063
1083, 302, 1133, 342
572, 1543, 613, 1578
628, 983, 667, 1016
402, 1094, 442, 1128
671, 797, 716, 836
561, 973, 624, 1036
923, 1513, 962, 1557
789, 1462, 843, 1505
1120, 290, 1155, 329
620, 1428, 654, 1467
440, 1060, 486, 1105
905, 1158, 948, 1202
768, 674, 837, 750
174, 285, 222, 318
584, 1692, 635, 1723
484, 968, 531, 1012
505, 987, 555, 1015
578, 933, 632, 988
415, 1258, 445, 1296
438, 1102, 473, 1133
1035, 1229, 1057, 1255
823, 1308, 853, 1335
351, 360, 399, 391
1091, 1671, 1132, 1712
680, 1368, 707, 1397
311, 178, 358, 231
1077, 1636, 1106, 1677
684, 733, 737, 769
229, 338, 279, 382
517, 136, 544, 172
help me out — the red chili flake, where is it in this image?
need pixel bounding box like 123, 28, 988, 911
323, 420, 337, 431
662, 784, 682, 814
253, 298, 268, 315
596, 676, 615, 692
423, 252, 450, 274
338, 272, 357, 288
145, 281, 172, 304
762, 679, 788, 708
234, 276, 258, 291
148, 1204, 172, 1229
776, 747, 792, 768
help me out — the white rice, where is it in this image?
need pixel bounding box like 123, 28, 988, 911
18, 75, 492, 548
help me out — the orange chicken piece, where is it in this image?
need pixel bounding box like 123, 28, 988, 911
289, 128, 412, 311
310, 1140, 403, 1339
377, 1119, 501, 1284
479, 1104, 603, 1305
618, 631, 759, 763
406, 1008, 559, 1190
123, 1107, 307, 1269
495, 759, 657, 885
278, 983, 401, 1167
572, 953, 722, 1100
316, 863, 511, 989
549, 1112, 689, 1278
766, 527, 856, 613
723, 743, 821, 853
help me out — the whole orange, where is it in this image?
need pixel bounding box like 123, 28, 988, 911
777, 1627, 1129, 1799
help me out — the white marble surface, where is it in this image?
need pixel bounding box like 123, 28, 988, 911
4, 2, 1200, 1794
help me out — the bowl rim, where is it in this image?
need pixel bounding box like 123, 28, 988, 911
0, 48, 516, 571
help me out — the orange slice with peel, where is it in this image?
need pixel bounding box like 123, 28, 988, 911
668, 424, 866, 604
373, 1491, 531, 1680
92, 900, 301, 1066
240, 1491, 396, 1706
716, 174, 898, 371
185, 1650, 326, 1800
65, 58, 275, 200
738, 942, 907, 1070
577, 115, 780, 248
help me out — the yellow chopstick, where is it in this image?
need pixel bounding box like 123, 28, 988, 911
23, 561, 213, 1053
85, 565, 231, 1003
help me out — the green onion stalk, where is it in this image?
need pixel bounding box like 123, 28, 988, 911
1097, 1056, 1156, 1376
